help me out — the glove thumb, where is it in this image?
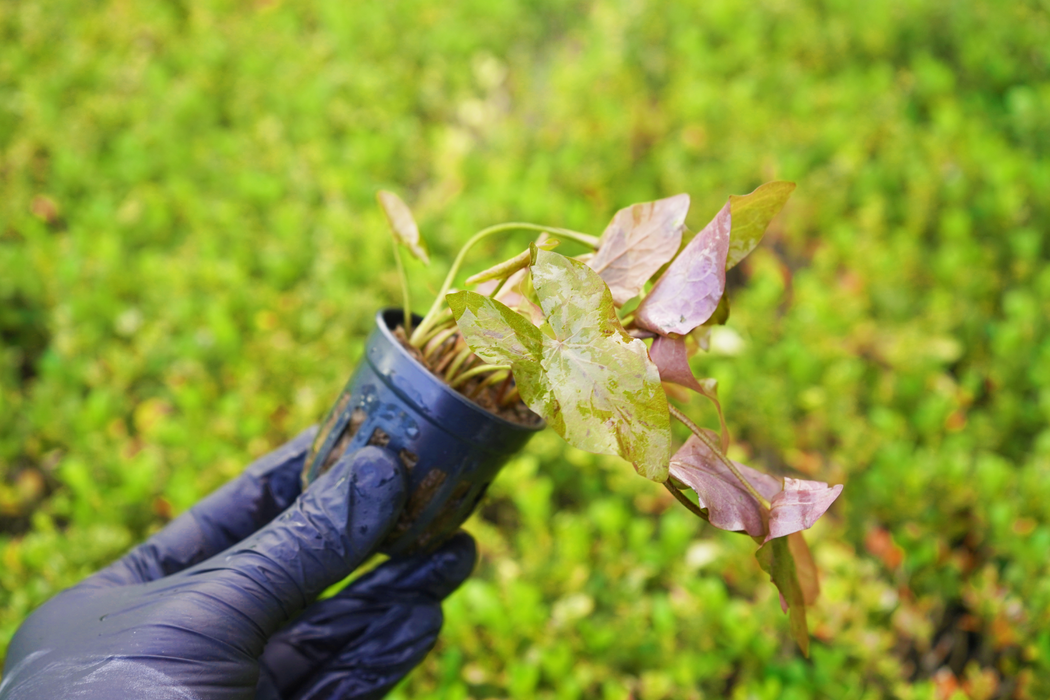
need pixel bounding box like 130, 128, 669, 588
184, 446, 407, 640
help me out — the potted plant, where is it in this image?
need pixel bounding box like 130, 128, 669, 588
304, 184, 842, 653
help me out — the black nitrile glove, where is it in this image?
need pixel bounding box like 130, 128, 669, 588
0, 427, 476, 700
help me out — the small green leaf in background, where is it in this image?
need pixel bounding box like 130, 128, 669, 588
725, 181, 795, 270
587, 194, 689, 306
377, 190, 429, 264
450, 250, 672, 481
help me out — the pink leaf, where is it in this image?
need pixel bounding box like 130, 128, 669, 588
634, 201, 731, 336
588, 194, 689, 306
670, 436, 843, 542
669, 435, 781, 537
649, 335, 703, 391
765, 478, 844, 543
649, 336, 731, 452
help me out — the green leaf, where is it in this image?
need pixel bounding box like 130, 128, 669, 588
756, 535, 810, 656
445, 290, 544, 378
377, 190, 429, 264
450, 250, 672, 481
725, 181, 795, 270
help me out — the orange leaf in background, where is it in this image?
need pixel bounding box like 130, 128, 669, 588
865, 526, 904, 570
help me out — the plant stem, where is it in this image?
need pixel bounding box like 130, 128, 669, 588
410, 222, 600, 346
392, 241, 412, 336
423, 325, 459, 361
494, 372, 512, 403
417, 317, 455, 347
499, 385, 520, 407
469, 369, 510, 399
663, 481, 709, 521
489, 276, 508, 299
448, 364, 511, 389
444, 345, 474, 381
667, 403, 771, 510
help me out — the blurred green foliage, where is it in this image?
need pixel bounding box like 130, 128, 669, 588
2, 0, 1049, 697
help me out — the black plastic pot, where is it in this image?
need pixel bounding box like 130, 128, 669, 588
302, 309, 543, 555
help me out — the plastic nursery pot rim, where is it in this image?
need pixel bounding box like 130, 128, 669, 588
373, 308, 545, 435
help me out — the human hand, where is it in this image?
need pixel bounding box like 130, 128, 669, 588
0, 427, 477, 700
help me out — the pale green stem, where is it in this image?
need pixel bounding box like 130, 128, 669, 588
499, 385, 520, 407
417, 317, 457, 349
409, 222, 600, 346
448, 364, 511, 389
488, 276, 508, 299
444, 345, 474, 382
667, 403, 771, 510
423, 326, 459, 361
392, 242, 412, 336
469, 369, 510, 399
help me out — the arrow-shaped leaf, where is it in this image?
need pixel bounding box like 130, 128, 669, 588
377, 190, 429, 264
588, 194, 689, 306
633, 182, 793, 336
726, 181, 795, 270
633, 201, 731, 336
669, 435, 781, 537
450, 249, 671, 481
766, 477, 843, 544
668, 435, 842, 540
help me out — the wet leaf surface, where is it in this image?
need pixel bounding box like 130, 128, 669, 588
450, 249, 671, 480
767, 477, 843, 543
669, 435, 781, 537
668, 435, 842, 541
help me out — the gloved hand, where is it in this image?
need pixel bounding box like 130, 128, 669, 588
0, 427, 476, 700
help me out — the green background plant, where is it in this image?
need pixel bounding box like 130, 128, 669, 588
1, 1, 1048, 697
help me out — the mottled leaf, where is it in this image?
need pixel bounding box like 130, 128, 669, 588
725, 181, 795, 270
756, 536, 810, 656
377, 190, 429, 264
633, 201, 731, 336
766, 478, 843, 543
648, 336, 730, 452
445, 291, 546, 391
588, 194, 689, 306
451, 250, 672, 481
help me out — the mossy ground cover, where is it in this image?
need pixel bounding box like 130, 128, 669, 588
2, 1, 1049, 697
